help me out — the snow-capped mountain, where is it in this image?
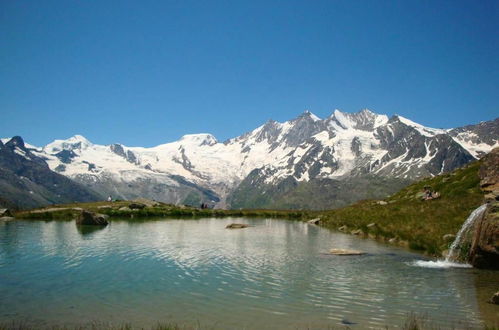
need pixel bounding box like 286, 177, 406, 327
16, 109, 499, 209
0, 136, 100, 209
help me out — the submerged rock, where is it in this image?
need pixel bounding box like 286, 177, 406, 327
76, 210, 109, 226
329, 249, 365, 256
226, 223, 249, 229
307, 218, 321, 225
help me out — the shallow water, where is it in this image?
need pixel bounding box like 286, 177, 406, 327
0, 218, 497, 329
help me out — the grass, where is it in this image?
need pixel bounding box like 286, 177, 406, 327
13, 200, 315, 221
318, 160, 485, 257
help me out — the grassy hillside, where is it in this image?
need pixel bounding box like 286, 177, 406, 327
319, 160, 484, 256
229, 174, 411, 210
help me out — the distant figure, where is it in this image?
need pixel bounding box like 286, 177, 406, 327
107, 195, 112, 202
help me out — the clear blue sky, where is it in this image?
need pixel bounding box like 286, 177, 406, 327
1, 0, 498, 147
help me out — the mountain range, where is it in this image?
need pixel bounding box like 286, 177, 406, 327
1, 109, 498, 210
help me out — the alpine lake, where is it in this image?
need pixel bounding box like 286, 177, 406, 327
1, 217, 498, 329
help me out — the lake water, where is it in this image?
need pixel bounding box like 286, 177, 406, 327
0, 218, 498, 329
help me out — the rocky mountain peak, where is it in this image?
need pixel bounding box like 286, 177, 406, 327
43, 135, 92, 154
5, 136, 26, 149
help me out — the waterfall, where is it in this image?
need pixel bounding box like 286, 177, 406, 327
445, 204, 488, 262
412, 204, 488, 268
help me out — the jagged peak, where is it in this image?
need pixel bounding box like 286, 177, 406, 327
390, 114, 447, 137
5, 136, 26, 149
359, 108, 374, 114
292, 110, 321, 122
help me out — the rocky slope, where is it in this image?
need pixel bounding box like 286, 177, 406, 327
7, 110, 499, 209
0, 136, 101, 209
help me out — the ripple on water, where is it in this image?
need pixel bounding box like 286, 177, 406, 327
0, 218, 491, 329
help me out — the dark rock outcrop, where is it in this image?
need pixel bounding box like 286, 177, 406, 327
0, 136, 101, 209
76, 210, 109, 226
479, 147, 499, 202
129, 203, 146, 210
0, 209, 12, 217
468, 148, 499, 269
490, 292, 499, 305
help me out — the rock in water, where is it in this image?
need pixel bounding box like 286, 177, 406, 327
76, 210, 109, 226
329, 249, 365, 256
490, 292, 499, 305
226, 223, 249, 229
0, 209, 12, 217
307, 218, 321, 225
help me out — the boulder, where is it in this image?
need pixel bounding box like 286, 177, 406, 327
388, 238, 398, 244
307, 218, 321, 225
338, 225, 348, 232
76, 210, 109, 226
490, 292, 499, 305
329, 249, 365, 256
226, 223, 249, 229
468, 202, 499, 269
377, 201, 388, 205
0, 209, 12, 217
0, 216, 14, 221
468, 149, 499, 269
367, 223, 377, 228
119, 206, 132, 212
128, 203, 146, 210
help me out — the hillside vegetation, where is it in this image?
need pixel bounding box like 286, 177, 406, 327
319, 160, 484, 255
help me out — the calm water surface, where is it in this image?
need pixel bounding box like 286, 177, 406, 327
0, 218, 498, 329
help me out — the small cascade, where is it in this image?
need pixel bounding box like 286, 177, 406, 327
445, 204, 488, 262
412, 204, 488, 268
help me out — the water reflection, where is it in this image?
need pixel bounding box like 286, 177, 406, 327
0, 218, 496, 329
76, 224, 107, 237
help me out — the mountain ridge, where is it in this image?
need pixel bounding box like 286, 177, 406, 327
3, 110, 498, 209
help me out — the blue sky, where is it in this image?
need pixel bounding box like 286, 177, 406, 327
1, 0, 498, 147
